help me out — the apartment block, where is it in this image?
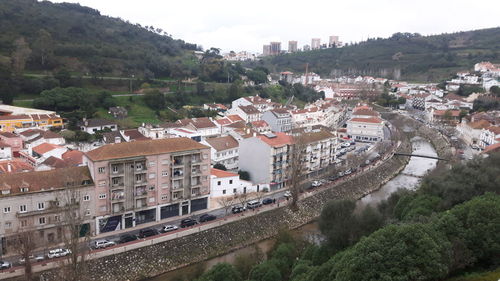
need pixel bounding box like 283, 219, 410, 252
83, 138, 211, 235
239, 132, 293, 190
0, 166, 95, 254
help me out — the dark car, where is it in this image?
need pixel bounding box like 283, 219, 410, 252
119, 234, 138, 243
138, 228, 159, 238
180, 218, 198, 228
262, 198, 273, 205
231, 206, 245, 213
199, 214, 216, 223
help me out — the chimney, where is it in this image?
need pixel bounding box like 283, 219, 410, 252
7, 162, 12, 173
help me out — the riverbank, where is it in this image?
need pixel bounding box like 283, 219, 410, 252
9, 114, 450, 281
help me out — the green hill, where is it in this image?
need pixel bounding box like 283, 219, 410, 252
0, 0, 199, 78
262, 28, 500, 82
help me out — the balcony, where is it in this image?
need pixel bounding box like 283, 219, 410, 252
135, 199, 147, 208
135, 187, 147, 197
172, 169, 184, 178
173, 157, 184, 166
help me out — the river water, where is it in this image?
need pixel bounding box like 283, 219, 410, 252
148, 137, 438, 281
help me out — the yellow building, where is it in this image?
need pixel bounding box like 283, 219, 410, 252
0, 114, 63, 132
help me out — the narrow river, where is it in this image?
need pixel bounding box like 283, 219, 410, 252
148, 137, 438, 281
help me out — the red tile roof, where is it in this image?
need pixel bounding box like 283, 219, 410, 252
32, 143, 64, 155
227, 115, 244, 122
485, 126, 500, 135
257, 132, 293, 147
123, 129, 150, 141
0, 141, 10, 148
251, 120, 269, 128
204, 136, 239, 151
211, 168, 238, 178
62, 150, 84, 166
433, 110, 460, 117
483, 143, 500, 154
0, 159, 34, 174
85, 138, 209, 161
350, 117, 384, 124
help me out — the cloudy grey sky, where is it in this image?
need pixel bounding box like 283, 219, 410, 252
50, 0, 500, 53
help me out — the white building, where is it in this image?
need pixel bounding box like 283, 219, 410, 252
210, 168, 255, 197
0, 142, 12, 160
201, 135, 239, 170
456, 119, 491, 146
346, 117, 385, 142
80, 119, 118, 134
239, 132, 293, 190
228, 105, 262, 123
480, 126, 500, 149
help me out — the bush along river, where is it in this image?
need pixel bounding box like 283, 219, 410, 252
148, 136, 438, 281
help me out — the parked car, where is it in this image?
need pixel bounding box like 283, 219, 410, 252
231, 206, 246, 214
262, 198, 273, 205
19, 255, 44, 265
0, 261, 11, 270
180, 218, 198, 228
93, 239, 116, 249
283, 191, 292, 199
344, 169, 352, 175
328, 175, 339, 181
311, 180, 322, 187
138, 228, 159, 238
199, 214, 217, 222
118, 234, 138, 244
47, 248, 71, 259
161, 225, 179, 233
341, 142, 350, 148
246, 200, 262, 209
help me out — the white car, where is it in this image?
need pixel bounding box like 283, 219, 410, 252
93, 239, 116, 249
161, 225, 179, 233
0, 261, 11, 270
283, 191, 292, 198
19, 255, 44, 264
47, 248, 71, 259
311, 180, 322, 187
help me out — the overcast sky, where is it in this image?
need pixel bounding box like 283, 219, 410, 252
50, 0, 500, 53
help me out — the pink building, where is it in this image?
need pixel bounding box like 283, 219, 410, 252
83, 138, 211, 234
0, 131, 23, 153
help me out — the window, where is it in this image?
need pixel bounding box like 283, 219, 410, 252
149, 173, 156, 179
112, 178, 120, 185
172, 193, 178, 199
149, 185, 155, 191
54, 215, 60, 222
20, 187, 29, 192
148, 197, 155, 203
149, 161, 156, 167
202, 176, 208, 181
98, 167, 105, 174
222, 190, 226, 195
98, 180, 106, 187
39, 217, 46, 225
98, 193, 107, 199
161, 183, 168, 189
203, 153, 208, 159
135, 174, 143, 182
5, 221, 11, 228
85, 210, 91, 216
161, 159, 169, 165
202, 165, 208, 171
99, 206, 107, 212
233, 188, 237, 194
162, 171, 168, 177
19, 205, 27, 213
83, 195, 90, 201
20, 220, 27, 227
3, 207, 10, 213
217, 181, 221, 186
112, 165, 119, 173
229, 180, 233, 184
38, 202, 45, 210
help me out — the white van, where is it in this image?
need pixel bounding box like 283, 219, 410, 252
246, 200, 262, 209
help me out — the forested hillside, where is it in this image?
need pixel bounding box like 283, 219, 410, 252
261, 28, 500, 82
0, 0, 199, 78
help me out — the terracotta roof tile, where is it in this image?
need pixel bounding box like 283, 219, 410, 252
62, 150, 84, 166
227, 115, 244, 122
85, 138, 209, 161
204, 136, 239, 151
123, 129, 150, 141
239, 105, 260, 115
350, 117, 384, 124
257, 132, 293, 147
0, 160, 34, 174
211, 168, 238, 178
32, 143, 64, 155
0, 166, 92, 196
